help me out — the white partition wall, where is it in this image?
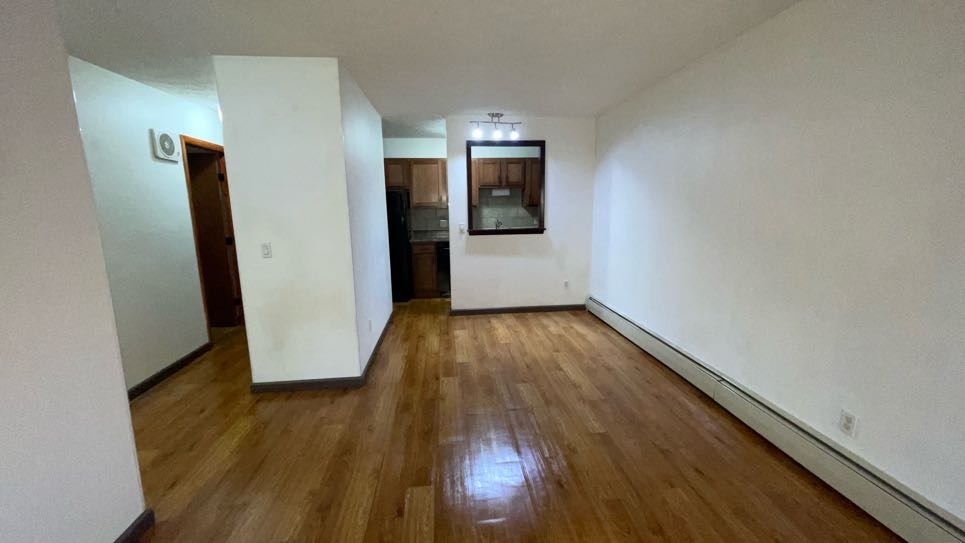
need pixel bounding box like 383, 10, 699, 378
214, 56, 392, 384
446, 115, 596, 311
590, 0, 965, 531
339, 64, 393, 371
68, 57, 222, 390
0, 1, 147, 540
383, 138, 446, 159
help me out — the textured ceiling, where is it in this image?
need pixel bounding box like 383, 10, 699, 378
56, 0, 796, 117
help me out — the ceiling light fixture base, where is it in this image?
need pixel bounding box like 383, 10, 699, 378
469, 112, 521, 140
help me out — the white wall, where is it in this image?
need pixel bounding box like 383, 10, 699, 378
214, 56, 361, 382
339, 63, 393, 370
447, 116, 596, 310
470, 146, 541, 158
383, 137, 446, 158
591, 0, 965, 522
0, 1, 146, 540
68, 57, 222, 389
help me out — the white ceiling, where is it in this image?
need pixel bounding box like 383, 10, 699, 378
56, 0, 796, 119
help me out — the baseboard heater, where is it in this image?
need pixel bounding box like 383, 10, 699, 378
586, 296, 964, 543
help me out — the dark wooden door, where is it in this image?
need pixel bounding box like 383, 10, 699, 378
217, 157, 244, 324
188, 149, 243, 327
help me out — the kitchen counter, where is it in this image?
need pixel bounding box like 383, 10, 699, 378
410, 230, 449, 242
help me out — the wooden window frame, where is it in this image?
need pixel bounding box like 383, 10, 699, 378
466, 140, 546, 236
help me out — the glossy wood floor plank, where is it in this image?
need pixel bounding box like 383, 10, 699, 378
132, 301, 899, 542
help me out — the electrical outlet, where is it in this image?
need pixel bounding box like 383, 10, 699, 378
838, 409, 857, 437
261, 242, 272, 259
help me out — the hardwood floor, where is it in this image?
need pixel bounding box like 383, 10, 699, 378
131, 300, 898, 542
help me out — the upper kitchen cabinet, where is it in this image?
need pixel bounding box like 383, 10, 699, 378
476, 159, 503, 187
384, 158, 448, 208
384, 159, 409, 188
503, 158, 525, 187
409, 159, 448, 208
523, 158, 541, 207
469, 156, 542, 208
471, 159, 480, 207
472, 158, 524, 188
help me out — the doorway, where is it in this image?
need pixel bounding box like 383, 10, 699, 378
180, 136, 244, 329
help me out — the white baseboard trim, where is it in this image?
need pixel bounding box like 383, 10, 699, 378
586, 296, 964, 543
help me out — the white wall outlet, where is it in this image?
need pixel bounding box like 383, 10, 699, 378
838, 409, 858, 437
261, 242, 272, 259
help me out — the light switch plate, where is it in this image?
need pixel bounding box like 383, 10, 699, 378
261, 242, 272, 259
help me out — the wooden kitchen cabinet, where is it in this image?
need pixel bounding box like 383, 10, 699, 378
411, 242, 437, 298
384, 158, 448, 208
471, 159, 480, 207
523, 158, 542, 207
476, 159, 503, 187
471, 157, 539, 206
384, 159, 409, 188
503, 158, 526, 187
474, 158, 525, 187
409, 159, 448, 208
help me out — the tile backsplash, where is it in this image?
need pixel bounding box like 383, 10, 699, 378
472, 187, 539, 229
411, 207, 449, 231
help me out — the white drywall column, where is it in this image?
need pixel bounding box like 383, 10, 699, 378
0, 1, 146, 540
213, 56, 362, 383
339, 63, 393, 371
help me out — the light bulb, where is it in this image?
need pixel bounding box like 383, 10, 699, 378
509, 127, 519, 140
492, 127, 503, 140
472, 126, 483, 139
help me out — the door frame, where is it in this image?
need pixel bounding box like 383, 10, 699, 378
180, 135, 228, 341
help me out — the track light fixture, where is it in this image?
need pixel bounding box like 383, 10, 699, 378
468, 113, 521, 140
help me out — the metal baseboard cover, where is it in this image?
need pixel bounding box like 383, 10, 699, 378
586, 295, 964, 543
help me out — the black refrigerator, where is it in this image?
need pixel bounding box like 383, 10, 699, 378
385, 190, 413, 302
